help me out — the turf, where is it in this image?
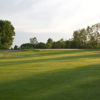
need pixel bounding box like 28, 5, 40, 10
0, 49, 100, 100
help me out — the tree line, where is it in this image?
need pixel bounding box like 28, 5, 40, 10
0, 20, 100, 49
19, 23, 100, 49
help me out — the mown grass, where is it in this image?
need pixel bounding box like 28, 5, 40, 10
0, 49, 100, 100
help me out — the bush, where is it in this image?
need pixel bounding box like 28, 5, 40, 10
20, 43, 34, 49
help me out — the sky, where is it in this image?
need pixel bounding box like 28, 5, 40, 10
0, 0, 100, 47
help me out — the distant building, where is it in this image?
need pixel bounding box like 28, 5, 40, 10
30, 37, 38, 45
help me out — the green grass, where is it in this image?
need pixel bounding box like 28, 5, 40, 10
0, 49, 100, 100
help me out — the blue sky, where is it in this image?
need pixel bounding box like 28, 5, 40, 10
0, 0, 100, 47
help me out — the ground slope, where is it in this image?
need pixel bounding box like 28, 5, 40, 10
0, 49, 100, 100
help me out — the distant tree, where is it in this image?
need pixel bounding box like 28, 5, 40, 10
73, 30, 80, 48
87, 24, 100, 48
14, 45, 18, 50
73, 29, 87, 48
36, 42, 46, 49
65, 40, 74, 48
30, 37, 38, 45
52, 42, 59, 48
20, 43, 34, 49
52, 39, 65, 49
10, 47, 13, 50
72, 23, 100, 49
0, 20, 15, 49
46, 38, 53, 49
59, 39, 66, 48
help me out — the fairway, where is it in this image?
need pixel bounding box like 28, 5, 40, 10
0, 49, 100, 100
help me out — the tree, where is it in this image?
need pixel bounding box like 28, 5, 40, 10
14, 45, 18, 50
73, 23, 100, 49
65, 40, 74, 48
0, 20, 15, 49
30, 37, 38, 45
87, 24, 100, 48
52, 39, 65, 49
73, 29, 87, 48
52, 42, 59, 48
46, 38, 53, 49
35, 42, 46, 49
57, 39, 65, 48
20, 43, 34, 49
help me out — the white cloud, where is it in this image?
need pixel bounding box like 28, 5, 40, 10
0, 0, 100, 45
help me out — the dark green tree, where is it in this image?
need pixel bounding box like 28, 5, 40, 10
87, 24, 100, 48
0, 20, 15, 49
14, 45, 18, 50
46, 38, 53, 49
36, 42, 46, 49
58, 39, 66, 48
20, 43, 34, 49
52, 39, 65, 49
65, 40, 74, 48
73, 29, 87, 48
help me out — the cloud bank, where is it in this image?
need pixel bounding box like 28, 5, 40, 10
0, 0, 100, 46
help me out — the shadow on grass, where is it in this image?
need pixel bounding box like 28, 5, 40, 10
0, 64, 100, 100
0, 52, 100, 67
0, 49, 94, 59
